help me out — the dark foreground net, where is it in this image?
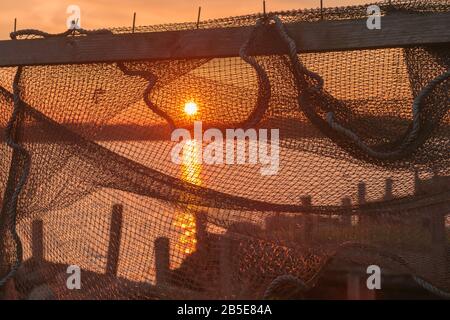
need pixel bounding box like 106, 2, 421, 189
0, 0, 449, 299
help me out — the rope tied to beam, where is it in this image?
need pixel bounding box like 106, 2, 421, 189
10, 27, 112, 39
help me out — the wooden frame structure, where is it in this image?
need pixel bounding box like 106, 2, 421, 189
0, 12, 449, 67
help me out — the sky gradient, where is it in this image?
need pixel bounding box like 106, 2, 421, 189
0, 0, 376, 39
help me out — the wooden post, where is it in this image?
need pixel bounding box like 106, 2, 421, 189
195, 211, 207, 253
32, 220, 44, 263
219, 235, 233, 298
155, 237, 170, 286
357, 182, 366, 205
384, 178, 393, 201
106, 204, 123, 276
196, 7, 202, 29
356, 182, 366, 226
341, 197, 352, 226
132, 13, 136, 33
300, 196, 313, 243
320, 0, 324, 20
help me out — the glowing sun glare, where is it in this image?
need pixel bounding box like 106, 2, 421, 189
184, 101, 198, 116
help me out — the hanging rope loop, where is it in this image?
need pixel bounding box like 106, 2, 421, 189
260, 14, 450, 161
238, 17, 272, 129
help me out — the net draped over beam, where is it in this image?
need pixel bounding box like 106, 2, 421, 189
0, 0, 449, 300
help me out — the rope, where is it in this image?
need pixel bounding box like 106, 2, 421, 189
0, 66, 28, 288
250, 14, 449, 161
327, 70, 450, 160
116, 62, 176, 130
413, 276, 450, 300
238, 19, 272, 129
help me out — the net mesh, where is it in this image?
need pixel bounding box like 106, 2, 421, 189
0, 0, 449, 299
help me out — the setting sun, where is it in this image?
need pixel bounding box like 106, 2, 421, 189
184, 101, 198, 116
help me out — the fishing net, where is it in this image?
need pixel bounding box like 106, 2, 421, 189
0, 0, 449, 299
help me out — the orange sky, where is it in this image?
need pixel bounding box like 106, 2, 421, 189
0, 0, 374, 39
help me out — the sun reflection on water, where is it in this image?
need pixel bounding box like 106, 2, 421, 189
173, 139, 201, 255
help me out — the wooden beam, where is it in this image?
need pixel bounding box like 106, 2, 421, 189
0, 12, 449, 67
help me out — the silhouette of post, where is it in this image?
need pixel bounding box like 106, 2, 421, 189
32, 219, 44, 263
196, 7, 202, 29
132, 13, 136, 33
155, 237, 170, 286
341, 197, 352, 226
358, 182, 366, 205
300, 196, 314, 243
384, 178, 393, 200
106, 204, 123, 276
357, 182, 366, 225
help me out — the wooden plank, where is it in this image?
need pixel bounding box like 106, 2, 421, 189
0, 12, 449, 67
